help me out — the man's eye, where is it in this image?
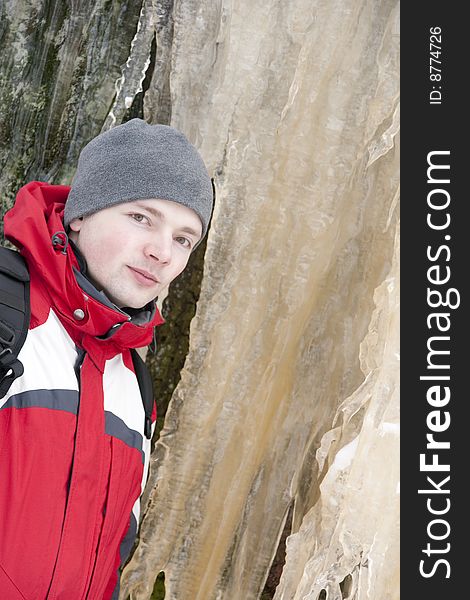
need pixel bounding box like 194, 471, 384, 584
130, 213, 148, 224
176, 236, 191, 248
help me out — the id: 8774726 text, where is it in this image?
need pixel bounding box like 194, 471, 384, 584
429, 26, 442, 105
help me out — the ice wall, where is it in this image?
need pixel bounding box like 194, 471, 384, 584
273, 226, 399, 600
121, 1, 400, 598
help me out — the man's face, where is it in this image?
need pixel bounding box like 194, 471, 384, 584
68, 198, 202, 309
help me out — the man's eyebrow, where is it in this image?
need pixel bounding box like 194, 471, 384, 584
132, 201, 201, 239
179, 225, 202, 238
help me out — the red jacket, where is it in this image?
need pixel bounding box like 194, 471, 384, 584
0, 182, 164, 599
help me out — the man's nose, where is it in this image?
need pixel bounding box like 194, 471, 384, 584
145, 235, 172, 264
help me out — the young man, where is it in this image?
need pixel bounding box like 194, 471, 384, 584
0, 119, 213, 599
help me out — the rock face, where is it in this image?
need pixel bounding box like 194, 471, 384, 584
0, 0, 143, 202
0, 0, 399, 599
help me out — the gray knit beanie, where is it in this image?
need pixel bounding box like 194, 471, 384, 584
64, 119, 214, 243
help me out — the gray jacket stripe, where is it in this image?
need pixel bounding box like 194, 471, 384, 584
104, 411, 144, 462
1, 389, 79, 414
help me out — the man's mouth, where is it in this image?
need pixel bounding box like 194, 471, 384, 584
128, 266, 160, 287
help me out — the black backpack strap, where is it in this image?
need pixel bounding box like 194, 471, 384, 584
130, 347, 155, 439
0, 247, 30, 398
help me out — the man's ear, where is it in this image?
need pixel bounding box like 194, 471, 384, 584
68, 217, 84, 233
